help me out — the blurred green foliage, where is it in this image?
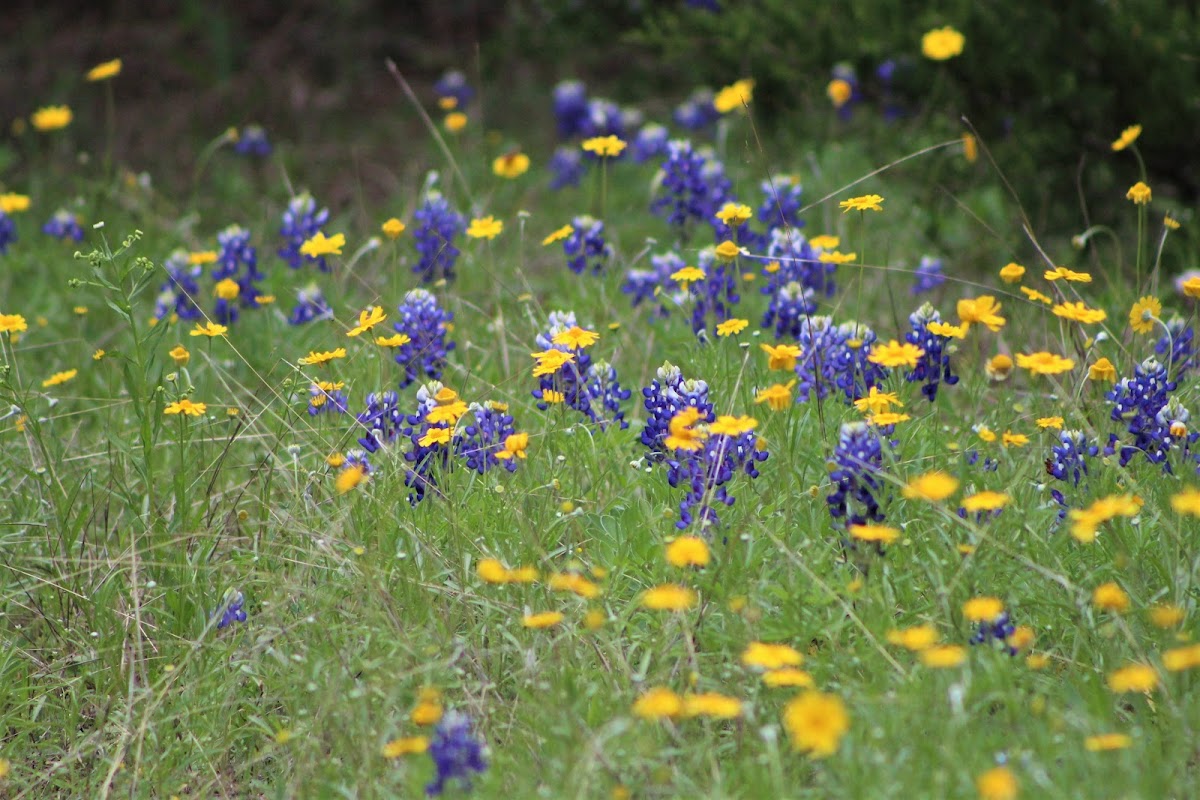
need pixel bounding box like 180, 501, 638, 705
627, 0, 1199, 224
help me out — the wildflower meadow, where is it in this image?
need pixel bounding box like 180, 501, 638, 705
2, 9, 1199, 799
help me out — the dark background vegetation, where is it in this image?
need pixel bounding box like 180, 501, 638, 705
1, 0, 1195, 226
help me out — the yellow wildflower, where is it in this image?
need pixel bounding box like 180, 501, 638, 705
492, 152, 530, 179
921, 26, 965, 61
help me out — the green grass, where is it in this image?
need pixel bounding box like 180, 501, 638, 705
1, 81, 1199, 800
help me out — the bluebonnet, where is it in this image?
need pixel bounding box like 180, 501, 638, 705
685, 0, 722, 11
757, 176, 805, 235
457, 401, 518, 474
213, 225, 264, 323
674, 88, 719, 130
1047, 429, 1098, 514
830, 63, 861, 121
652, 140, 730, 237
910, 256, 946, 295
711, 202, 764, 252
356, 391, 405, 453
393, 289, 455, 390
288, 283, 333, 325
1155, 315, 1196, 379
344, 449, 373, 476
42, 209, 84, 241
278, 194, 331, 271
581, 98, 626, 141
640, 362, 715, 460
153, 250, 203, 321
583, 360, 632, 430
632, 123, 670, 163
433, 70, 474, 110
970, 612, 1019, 655
904, 303, 959, 402
0, 211, 17, 254
401, 381, 458, 506
214, 224, 258, 281
687, 247, 740, 337
826, 421, 888, 530
233, 124, 272, 157
531, 312, 629, 430
791, 318, 885, 404
621, 251, 684, 318
1105, 356, 1184, 469
425, 712, 487, 797
216, 591, 247, 629
829, 322, 887, 403
792, 315, 842, 402
667, 421, 769, 530
698, 151, 733, 217
412, 191, 466, 284
308, 381, 349, 416
548, 146, 586, 190
761, 228, 834, 299
876, 59, 906, 121
763, 281, 817, 339
552, 80, 590, 139
562, 216, 612, 275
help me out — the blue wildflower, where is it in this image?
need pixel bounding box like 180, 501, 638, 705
763, 281, 817, 339
1155, 314, 1196, 379
0, 211, 17, 254
402, 381, 459, 506
791, 318, 885, 404
910, 256, 946, 295
762, 228, 834, 299
640, 362, 715, 461
531, 311, 628, 429
356, 391, 404, 453
581, 98, 626, 141
457, 401, 518, 474
792, 315, 842, 402
632, 123, 670, 163
1105, 356, 1183, 469
687, 247, 740, 338
344, 448, 373, 476
563, 216, 612, 275
42, 209, 84, 241
904, 303, 959, 402
288, 283, 333, 326
433, 70, 474, 110
1047, 429, 1098, 516
278, 193, 331, 271
830, 322, 887, 403
153, 250, 203, 321
425, 712, 487, 797
621, 251, 684, 318
553, 80, 590, 139
584, 360, 632, 430
233, 125, 272, 157
830, 63, 861, 121
757, 176, 805, 235
393, 288, 455, 390
970, 611, 1018, 655
666, 418, 769, 530
212, 224, 264, 323
673, 88, 719, 130
826, 421, 889, 530
308, 380, 349, 417
652, 140, 727, 238
216, 591, 247, 629
412, 191, 466, 284
548, 146, 586, 190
